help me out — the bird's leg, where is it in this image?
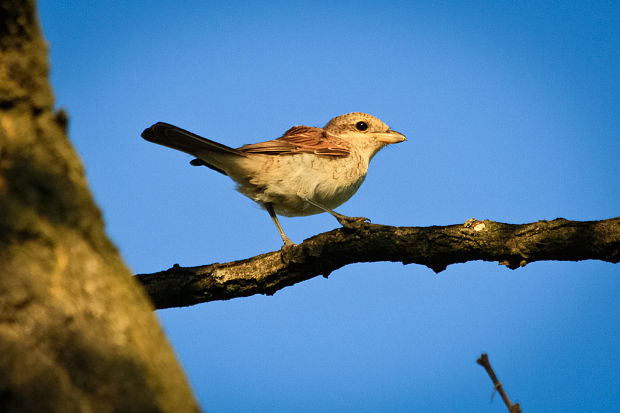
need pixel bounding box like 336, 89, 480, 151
300, 197, 370, 228
265, 203, 296, 247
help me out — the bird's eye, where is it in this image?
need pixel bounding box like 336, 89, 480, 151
355, 121, 368, 131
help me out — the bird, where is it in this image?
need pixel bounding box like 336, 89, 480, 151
141, 112, 406, 246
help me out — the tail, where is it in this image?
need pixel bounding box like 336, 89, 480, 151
141, 122, 245, 175
141, 122, 243, 157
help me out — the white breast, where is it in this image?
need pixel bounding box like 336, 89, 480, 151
229, 152, 369, 217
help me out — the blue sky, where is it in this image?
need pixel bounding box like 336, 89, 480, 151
39, 1, 619, 411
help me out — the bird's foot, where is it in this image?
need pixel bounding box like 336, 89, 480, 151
336, 215, 370, 229
282, 238, 297, 249
279, 239, 299, 263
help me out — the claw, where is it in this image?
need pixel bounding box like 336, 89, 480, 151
336, 215, 370, 229
279, 239, 298, 263
281, 238, 296, 248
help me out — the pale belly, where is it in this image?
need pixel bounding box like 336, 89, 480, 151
231, 153, 368, 217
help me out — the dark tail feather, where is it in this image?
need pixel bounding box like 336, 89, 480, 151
189, 158, 227, 175
141, 122, 243, 157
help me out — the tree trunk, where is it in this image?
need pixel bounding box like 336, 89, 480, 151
0, 1, 199, 411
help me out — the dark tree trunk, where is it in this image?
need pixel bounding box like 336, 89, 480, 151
0, 1, 199, 411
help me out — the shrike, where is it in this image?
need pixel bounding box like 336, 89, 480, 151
141, 112, 406, 246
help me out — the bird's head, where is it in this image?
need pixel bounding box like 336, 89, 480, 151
324, 112, 406, 159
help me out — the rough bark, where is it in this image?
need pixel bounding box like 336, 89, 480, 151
136, 217, 620, 310
0, 1, 199, 411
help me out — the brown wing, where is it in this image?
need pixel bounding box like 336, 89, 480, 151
238, 126, 350, 157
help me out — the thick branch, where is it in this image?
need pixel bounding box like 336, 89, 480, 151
136, 217, 620, 309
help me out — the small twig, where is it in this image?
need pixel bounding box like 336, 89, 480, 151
477, 353, 522, 413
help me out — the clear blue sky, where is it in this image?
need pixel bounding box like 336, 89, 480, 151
40, 1, 619, 411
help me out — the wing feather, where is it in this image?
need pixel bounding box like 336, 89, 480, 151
238, 126, 350, 157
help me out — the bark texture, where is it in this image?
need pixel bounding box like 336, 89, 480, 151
0, 1, 199, 411
137, 217, 620, 309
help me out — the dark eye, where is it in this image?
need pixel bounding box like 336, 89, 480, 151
355, 121, 368, 131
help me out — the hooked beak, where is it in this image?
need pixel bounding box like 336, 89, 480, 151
375, 129, 407, 144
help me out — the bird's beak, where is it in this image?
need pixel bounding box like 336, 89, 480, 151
375, 129, 407, 144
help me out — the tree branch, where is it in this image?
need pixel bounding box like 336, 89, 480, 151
477, 353, 521, 413
136, 217, 620, 309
